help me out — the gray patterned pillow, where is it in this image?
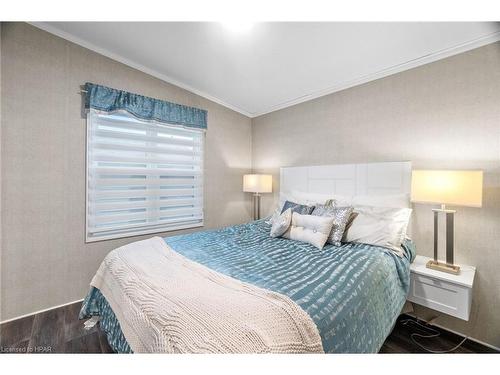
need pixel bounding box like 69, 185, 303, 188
270, 208, 292, 238
281, 200, 315, 215
311, 204, 354, 246
266, 207, 281, 225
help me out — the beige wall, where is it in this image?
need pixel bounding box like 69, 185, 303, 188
2, 22, 500, 348
0, 23, 253, 321
252, 42, 500, 348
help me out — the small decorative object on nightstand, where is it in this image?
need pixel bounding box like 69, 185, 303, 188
411, 170, 483, 275
408, 255, 476, 321
243, 174, 272, 220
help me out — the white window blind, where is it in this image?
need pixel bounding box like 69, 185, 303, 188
86, 109, 204, 242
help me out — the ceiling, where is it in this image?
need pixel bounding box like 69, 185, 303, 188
33, 22, 500, 117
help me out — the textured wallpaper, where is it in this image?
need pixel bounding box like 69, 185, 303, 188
2, 22, 499, 349
0, 23, 253, 321
252, 42, 500, 348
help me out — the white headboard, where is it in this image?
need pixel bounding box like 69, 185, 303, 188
280, 161, 412, 197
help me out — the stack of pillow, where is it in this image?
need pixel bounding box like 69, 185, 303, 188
267, 191, 412, 256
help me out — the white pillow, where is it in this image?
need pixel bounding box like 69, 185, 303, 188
270, 209, 292, 238
352, 193, 410, 208
289, 190, 336, 206
332, 193, 410, 208
278, 191, 336, 209
283, 212, 334, 250
343, 205, 412, 256
328, 194, 353, 206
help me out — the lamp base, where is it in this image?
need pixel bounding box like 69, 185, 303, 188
252, 193, 261, 221
426, 260, 461, 275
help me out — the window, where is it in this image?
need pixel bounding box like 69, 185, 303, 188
86, 110, 204, 242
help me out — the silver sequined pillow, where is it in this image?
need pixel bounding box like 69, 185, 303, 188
312, 204, 354, 246
266, 207, 281, 225
324, 199, 336, 207
270, 208, 292, 238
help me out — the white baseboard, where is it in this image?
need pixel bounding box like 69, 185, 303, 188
0, 299, 84, 325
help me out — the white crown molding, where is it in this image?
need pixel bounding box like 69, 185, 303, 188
29, 23, 500, 119
252, 30, 500, 117
29, 22, 254, 118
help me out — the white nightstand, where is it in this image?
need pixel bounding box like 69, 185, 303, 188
408, 255, 476, 321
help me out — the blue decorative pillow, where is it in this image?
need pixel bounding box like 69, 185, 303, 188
281, 200, 315, 215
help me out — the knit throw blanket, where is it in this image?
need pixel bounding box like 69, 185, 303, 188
90, 237, 324, 353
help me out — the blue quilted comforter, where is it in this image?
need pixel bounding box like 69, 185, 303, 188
80, 219, 415, 353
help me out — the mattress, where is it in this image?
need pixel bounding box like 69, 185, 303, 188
80, 219, 415, 353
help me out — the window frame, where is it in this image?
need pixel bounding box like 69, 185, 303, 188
85, 110, 205, 243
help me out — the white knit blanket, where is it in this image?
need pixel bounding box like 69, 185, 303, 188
91, 237, 324, 353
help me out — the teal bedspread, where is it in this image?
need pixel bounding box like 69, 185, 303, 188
80, 219, 415, 353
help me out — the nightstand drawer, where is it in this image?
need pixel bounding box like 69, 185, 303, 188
408, 273, 472, 320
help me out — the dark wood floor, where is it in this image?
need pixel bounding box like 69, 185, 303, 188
1, 302, 497, 353
0, 302, 113, 353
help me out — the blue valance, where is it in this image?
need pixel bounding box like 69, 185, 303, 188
84, 82, 207, 130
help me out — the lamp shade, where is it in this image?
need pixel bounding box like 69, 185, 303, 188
243, 174, 272, 193
411, 170, 483, 207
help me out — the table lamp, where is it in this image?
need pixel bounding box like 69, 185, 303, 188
411, 170, 483, 275
243, 174, 272, 220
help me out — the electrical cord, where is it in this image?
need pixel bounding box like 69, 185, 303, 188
400, 318, 468, 353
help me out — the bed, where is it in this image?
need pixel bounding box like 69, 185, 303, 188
80, 161, 415, 353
